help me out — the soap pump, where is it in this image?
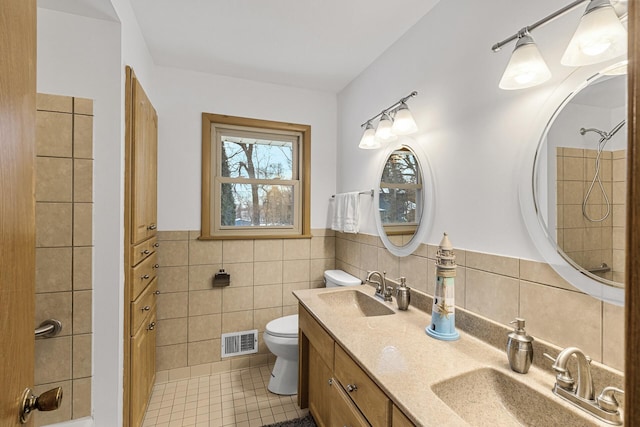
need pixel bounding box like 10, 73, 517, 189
506, 318, 534, 374
395, 277, 411, 310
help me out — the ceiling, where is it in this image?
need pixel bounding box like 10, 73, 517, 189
128, 0, 441, 92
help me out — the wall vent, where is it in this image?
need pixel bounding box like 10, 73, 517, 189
221, 329, 258, 358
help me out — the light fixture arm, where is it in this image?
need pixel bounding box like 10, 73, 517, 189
491, 0, 588, 52
360, 91, 418, 128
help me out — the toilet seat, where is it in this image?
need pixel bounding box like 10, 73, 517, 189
265, 314, 298, 338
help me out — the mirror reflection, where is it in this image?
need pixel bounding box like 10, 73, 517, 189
534, 68, 627, 288
378, 146, 422, 242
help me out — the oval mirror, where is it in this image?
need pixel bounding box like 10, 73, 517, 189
521, 61, 627, 305
374, 140, 434, 257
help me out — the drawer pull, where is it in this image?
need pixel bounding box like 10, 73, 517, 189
153, 243, 160, 248
346, 384, 358, 393
141, 274, 150, 280
147, 322, 156, 330
153, 264, 160, 269
148, 224, 157, 230
142, 249, 150, 255
142, 306, 151, 311
328, 378, 333, 386
154, 290, 161, 295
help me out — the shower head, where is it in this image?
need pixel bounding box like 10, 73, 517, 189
608, 119, 626, 139
579, 127, 607, 138
579, 119, 626, 141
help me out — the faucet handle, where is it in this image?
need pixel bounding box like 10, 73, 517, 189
543, 352, 575, 391
596, 387, 624, 413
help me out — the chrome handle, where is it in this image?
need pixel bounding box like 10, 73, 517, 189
346, 384, 357, 393
597, 387, 624, 413
142, 249, 150, 255
147, 322, 156, 331
153, 243, 160, 248
142, 306, 150, 312
154, 290, 161, 295
544, 352, 574, 390
20, 387, 63, 423
34, 319, 62, 338
141, 274, 150, 280
148, 224, 157, 230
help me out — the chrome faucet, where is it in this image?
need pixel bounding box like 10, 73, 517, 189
545, 347, 624, 425
366, 271, 393, 302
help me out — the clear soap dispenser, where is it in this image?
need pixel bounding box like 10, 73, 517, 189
507, 318, 534, 374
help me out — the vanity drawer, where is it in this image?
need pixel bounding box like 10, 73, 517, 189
335, 344, 390, 427
131, 236, 158, 266
330, 376, 370, 427
131, 278, 158, 336
130, 252, 158, 301
392, 405, 415, 427
299, 306, 334, 369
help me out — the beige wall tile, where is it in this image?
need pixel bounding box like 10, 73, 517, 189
158, 231, 189, 241
36, 202, 72, 247
36, 247, 72, 293
157, 318, 187, 346
254, 239, 283, 262
37, 93, 73, 113
188, 340, 220, 365
254, 261, 283, 285
157, 266, 189, 293
167, 366, 191, 381
189, 239, 222, 265
377, 248, 399, 279
359, 243, 378, 274
156, 343, 188, 371
563, 156, 584, 181
254, 307, 283, 332
73, 203, 92, 246
211, 360, 231, 374
36, 157, 73, 202
466, 251, 519, 278
37, 111, 72, 157
72, 377, 92, 419
35, 292, 72, 337
159, 240, 189, 267
190, 363, 212, 378
283, 239, 310, 260
603, 303, 624, 371
73, 97, 93, 115
157, 291, 188, 320
33, 380, 72, 427
222, 240, 253, 263
312, 228, 335, 237
283, 259, 310, 283
283, 282, 308, 306
188, 264, 222, 290
454, 268, 466, 309
73, 290, 92, 334
282, 305, 298, 316
221, 311, 253, 334
254, 284, 283, 309
222, 262, 254, 287
189, 289, 223, 316
73, 159, 93, 203
310, 236, 335, 259
343, 239, 361, 268
188, 314, 221, 342
465, 270, 518, 325
73, 115, 93, 159
399, 255, 429, 293
222, 286, 254, 312
520, 281, 602, 358
310, 258, 334, 282
73, 247, 92, 290
519, 259, 575, 291
230, 356, 252, 371
35, 336, 72, 384
72, 334, 92, 378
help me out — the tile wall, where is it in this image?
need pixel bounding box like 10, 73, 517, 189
334, 232, 625, 372
34, 94, 93, 425
154, 230, 335, 381
556, 147, 627, 282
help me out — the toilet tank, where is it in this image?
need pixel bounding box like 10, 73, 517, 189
324, 270, 362, 288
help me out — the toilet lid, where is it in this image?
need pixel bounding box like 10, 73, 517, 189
265, 314, 298, 338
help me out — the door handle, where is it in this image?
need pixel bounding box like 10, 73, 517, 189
20, 387, 63, 423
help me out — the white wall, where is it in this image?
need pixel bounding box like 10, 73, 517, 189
337, 0, 625, 260
152, 66, 337, 231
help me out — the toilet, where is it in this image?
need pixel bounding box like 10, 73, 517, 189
263, 269, 361, 395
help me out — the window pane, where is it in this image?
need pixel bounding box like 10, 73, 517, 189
221, 136, 294, 180
379, 188, 418, 225
381, 149, 419, 185
221, 183, 294, 227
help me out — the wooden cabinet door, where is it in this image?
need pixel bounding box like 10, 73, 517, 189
329, 379, 370, 427
130, 311, 156, 427
308, 343, 332, 427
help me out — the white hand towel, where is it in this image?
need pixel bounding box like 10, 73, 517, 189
331, 192, 360, 233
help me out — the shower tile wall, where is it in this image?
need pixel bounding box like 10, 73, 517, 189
556, 147, 626, 282
34, 94, 93, 426
154, 229, 335, 381
334, 232, 625, 372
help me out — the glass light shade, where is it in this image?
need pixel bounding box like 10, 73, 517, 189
375, 113, 397, 142
499, 35, 552, 90
561, 2, 627, 66
358, 123, 380, 149
391, 103, 418, 135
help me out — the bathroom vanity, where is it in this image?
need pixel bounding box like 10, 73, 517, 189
295, 286, 613, 426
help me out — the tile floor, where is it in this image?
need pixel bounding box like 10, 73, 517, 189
142, 365, 309, 427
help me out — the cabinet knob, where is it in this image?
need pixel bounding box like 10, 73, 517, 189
153, 264, 160, 269
154, 290, 161, 295
328, 378, 333, 386
147, 322, 156, 330
142, 249, 150, 255
141, 274, 150, 280
346, 384, 358, 393
148, 224, 157, 230
153, 243, 160, 248
142, 306, 151, 312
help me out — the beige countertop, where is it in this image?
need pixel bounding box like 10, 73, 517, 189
294, 285, 608, 427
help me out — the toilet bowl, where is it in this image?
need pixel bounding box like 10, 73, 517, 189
264, 269, 361, 395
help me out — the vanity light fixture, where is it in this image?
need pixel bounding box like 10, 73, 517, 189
358, 91, 418, 149
492, 0, 627, 90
